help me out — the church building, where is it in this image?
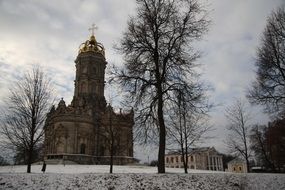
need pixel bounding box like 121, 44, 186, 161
43, 27, 134, 164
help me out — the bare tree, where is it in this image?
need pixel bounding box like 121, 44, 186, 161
0, 67, 54, 173
225, 99, 251, 172
247, 6, 285, 117
111, 0, 209, 173
167, 90, 211, 173
106, 105, 115, 173
101, 105, 128, 173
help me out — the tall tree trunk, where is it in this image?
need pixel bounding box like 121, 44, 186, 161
241, 111, 250, 173
181, 144, 187, 174
157, 88, 166, 173
184, 149, 188, 173
27, 120, 35, 173
109, 108, 114, 174
110, 140, 113, 174
183, 110, 188, 174
243, 127, 250, 172
244, 138, 250, 173
27, 147, 33, 173
179, 97, 188, 174
245, 153, 250, 173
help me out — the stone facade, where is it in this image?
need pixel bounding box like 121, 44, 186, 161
44, 33, 134, 164
165, 147, 223, 171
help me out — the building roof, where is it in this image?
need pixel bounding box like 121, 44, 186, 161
228, 158, 245, 164
166, 147, 221, 156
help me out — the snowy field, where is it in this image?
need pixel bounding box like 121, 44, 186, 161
0, 165, 284, 190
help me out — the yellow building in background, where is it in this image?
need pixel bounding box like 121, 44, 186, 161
165, 147, 224, 171
227, 158, 248, 173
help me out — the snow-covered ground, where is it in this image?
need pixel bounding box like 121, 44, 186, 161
0, 164, 226, 174
0, 165, 284, 190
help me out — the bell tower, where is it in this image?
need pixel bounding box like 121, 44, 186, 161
44, 25, 134, 164
72, 25, 107, 108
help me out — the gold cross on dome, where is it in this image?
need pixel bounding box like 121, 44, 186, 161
89, 24, 98, 36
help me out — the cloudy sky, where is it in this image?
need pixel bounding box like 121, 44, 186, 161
0, 0, 284, 162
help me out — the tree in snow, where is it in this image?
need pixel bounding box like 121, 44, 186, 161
111, 0, 210, 173
0, 67, 54, 173
225, 99, 251, 172
167, 89, 211, 173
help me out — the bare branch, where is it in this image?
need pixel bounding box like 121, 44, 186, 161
0, 66, 54, 173
225, 99, 251, 172
247, 6, 285, 118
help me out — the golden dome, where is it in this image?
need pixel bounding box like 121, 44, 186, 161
78, 33, 105, 56
90, 35, 96, 42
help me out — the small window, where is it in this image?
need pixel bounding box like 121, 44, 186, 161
233, 167, 236, 171
176, 157, 178, 162
239, 166, 242, 171
171, 157, 174, 163
166, 157, 169, 163
190, 156, 194, 162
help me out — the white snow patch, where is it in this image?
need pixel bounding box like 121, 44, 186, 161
0, 165, 284, 190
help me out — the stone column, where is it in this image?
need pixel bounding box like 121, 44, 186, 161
220, 157, 223, 171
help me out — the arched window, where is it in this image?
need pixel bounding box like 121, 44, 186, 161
80, 144, 86, 154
